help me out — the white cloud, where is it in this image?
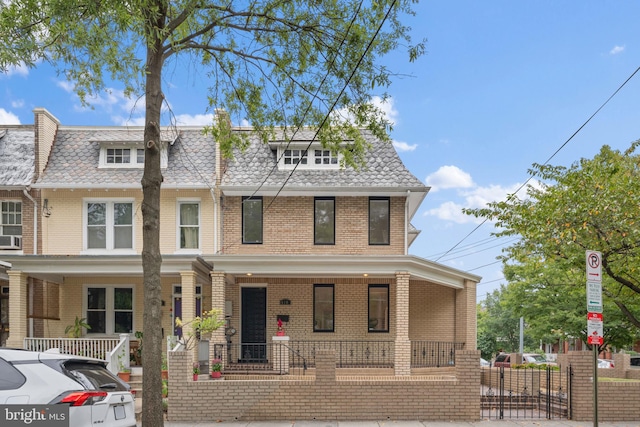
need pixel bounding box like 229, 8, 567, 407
173, 113, 215, 126
370, 95, 399, 126
424, 180, 527, 225
425, 165, 474, 192
2, 63, 28, 77
425, 201, 473, 224
11, 100, 24, 108
0, 108, 21, 124
332, 95, 399, 126
393, 140, 417, 152
610, 45, 625, 55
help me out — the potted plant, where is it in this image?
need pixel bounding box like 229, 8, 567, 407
161, 379, 169, 398
210, 358, 222, 379
192, 362, 200, 381
161, 354, 168, 380
64, 316, 91, 338
117, 357, 131, 382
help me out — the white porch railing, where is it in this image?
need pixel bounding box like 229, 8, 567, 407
23, 335, 130, 375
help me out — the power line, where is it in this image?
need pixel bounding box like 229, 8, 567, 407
219, 0, 397, 253
435, 65, 640, 263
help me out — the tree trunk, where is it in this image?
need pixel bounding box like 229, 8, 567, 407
141, 31, 165, 427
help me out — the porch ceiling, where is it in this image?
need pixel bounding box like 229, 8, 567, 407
205, 254, 481, 289
0, 254, 212, 284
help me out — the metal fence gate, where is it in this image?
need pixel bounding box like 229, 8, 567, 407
481, 365, 572, 420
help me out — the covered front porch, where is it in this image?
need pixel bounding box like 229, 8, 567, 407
2, 253, 479, 379
197, 254, 480, 377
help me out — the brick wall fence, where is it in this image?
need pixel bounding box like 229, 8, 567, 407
168, 349, 481, 422
558, 351, 640, 422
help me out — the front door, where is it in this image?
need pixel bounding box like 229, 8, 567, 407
241, 287, 267, 362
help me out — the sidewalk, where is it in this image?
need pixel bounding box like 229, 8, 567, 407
161, 420, 640, 427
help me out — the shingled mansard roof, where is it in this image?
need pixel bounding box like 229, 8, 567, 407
221, 129, 428, 192
35, 127, 216, 189
0, 127, 36, 188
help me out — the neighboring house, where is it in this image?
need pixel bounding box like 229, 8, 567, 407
2, 109, 217, 353
1, 108, 480, 377
0, 117, 46, 347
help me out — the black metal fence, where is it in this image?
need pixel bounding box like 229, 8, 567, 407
216, 342, 309, 376
481, 365, 572, 420
288, 340, 394, 368
216, 340, 466, 374
411, 341, 464, 367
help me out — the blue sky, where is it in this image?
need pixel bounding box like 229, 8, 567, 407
2, 1, 640, 301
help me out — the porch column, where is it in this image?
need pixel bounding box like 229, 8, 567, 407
455, 279, 477, 349
209, 271, 226, 367
6, 271, 28, 348
180, 271, 197, 364
394, 271, 411, 376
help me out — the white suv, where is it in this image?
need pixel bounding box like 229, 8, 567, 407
0, 348, 136, 427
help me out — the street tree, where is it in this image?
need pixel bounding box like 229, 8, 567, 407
501, 261, 638, 351
0, 1, 424, 424
467, 143, 640, 348
477, 284, 536, 359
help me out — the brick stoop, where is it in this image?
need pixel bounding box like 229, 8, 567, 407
129, 366, 143, 422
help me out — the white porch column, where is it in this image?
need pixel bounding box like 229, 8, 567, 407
394, 271, 411, 376
6, 271, 28, 348
180, 271, 197, 364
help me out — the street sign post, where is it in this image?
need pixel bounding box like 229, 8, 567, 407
586, 250, 602, 427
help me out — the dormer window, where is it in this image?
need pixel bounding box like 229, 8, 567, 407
284, 149, 307, 165
106, 148, 145, 165
99, 143, 168, 168
277, 145, 340, 170
314, 149, 338, 165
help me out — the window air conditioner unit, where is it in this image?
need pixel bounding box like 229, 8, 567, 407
0, 235, 21, 249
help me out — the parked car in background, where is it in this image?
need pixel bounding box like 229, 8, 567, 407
598, 359, 615, 368
493, 353, 556, 368
480, 358, 491, 367
0, 348, 136, 427
630, 355, 640, 367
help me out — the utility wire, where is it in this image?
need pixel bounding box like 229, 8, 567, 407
219, 0, 396, 253
435, 65, 640, 263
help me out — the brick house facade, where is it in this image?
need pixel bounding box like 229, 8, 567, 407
1, 108, 480, 379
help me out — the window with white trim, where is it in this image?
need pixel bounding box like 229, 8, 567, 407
314, 149, 338, 165
1, 201, 21, 237
277, 145, 340, 169
284, 149, 308, 165
86, 286, 133, 334
178, 201, 200, 250
85, 200, 134, 251
99, 144, 168, 168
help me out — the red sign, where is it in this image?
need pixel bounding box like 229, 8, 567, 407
587, 312, 603, 322
587, 312, 603, 345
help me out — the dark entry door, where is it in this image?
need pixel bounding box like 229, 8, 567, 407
241, 287, 267, 362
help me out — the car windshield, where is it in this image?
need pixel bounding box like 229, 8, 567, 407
526, 355, 546, 363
